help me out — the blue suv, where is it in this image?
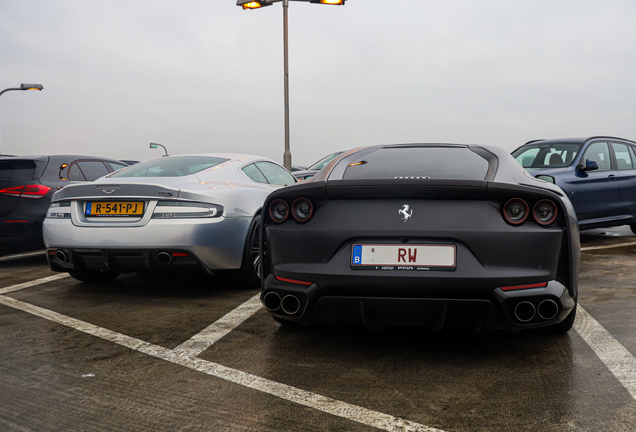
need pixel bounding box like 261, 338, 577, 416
512, 136, 636, 233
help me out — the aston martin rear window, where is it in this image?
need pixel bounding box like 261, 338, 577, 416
342, 147, 490, 180
109, 157, 229, 178
0, 160, 38, 182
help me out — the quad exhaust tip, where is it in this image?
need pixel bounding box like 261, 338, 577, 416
55, 250, 68, 263
514, 301, 536, 322
157, 251, 173, 265
281, 295, 301, 315
538, 299, 559, 320
263, 292, 282, 311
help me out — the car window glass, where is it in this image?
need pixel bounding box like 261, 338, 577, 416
109, 162, 128, 171
0, 160, 37, 182
583, 142, 611, 171
254, 162, 296, 186
612, 143, 634, 170
511, 143, 581, 168
343, 147, 490, 180
77, 161, 110, 181
110, 156, 229, 178
241, 163, 268, 184
68, 163, 86, 181
630, 146, 636, 164
308, 152, 344, 171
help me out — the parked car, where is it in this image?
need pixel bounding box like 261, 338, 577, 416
512, 136, 636, 232
43, 154, 296, 285
0, 155, 128, 256
291, 165, 308, 172
292, 151, 344, 180
260, 144, 579, 333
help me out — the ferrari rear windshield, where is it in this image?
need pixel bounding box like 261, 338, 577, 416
343, 147, 490, 180
109, 156, 229, 178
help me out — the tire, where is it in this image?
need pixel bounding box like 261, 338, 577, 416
69, 270, 120, 283
235, 214, 262, 288
630, 224, 636, 235
546, 300, 577, 334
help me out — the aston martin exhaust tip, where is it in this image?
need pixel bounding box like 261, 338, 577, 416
514, 301, 536, 322
157, 252, 173, 265
55, 250, 68, 263
281, 295, 301, 315
538, 299, 559, 320
263, 292, 282, 311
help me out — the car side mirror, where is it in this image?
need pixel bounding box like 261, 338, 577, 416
580, 159, 599, 172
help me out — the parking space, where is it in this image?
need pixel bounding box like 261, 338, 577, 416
2, 228, 636, 431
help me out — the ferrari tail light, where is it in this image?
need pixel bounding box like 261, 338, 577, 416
269, 199, 289, 223
503, 198, 528, 225
292, 197, 313, 222
501, 282, 548, 291
533, 200, 558, 226
0, 184, 51, 199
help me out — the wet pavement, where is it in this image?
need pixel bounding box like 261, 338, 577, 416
1, 227, 636, 431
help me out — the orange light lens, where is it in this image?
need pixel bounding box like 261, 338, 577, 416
242, 2, 262, 9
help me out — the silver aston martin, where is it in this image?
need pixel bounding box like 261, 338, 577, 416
43, 154, 296, 285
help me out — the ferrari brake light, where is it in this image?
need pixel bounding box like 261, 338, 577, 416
292, 197, 313, 222
501, 282, 548, 291
503, 198, 529, 225
533, 200, 558, 226
0, 184, 51, 199
269, 199, 289, 223
275, 276, 312, 286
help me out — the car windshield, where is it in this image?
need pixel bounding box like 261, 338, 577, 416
109, 156, 229, 178
307, 152, 344, 171
343, 147, 490, 180
0, 160, 38, 182
512, 143, 582, 169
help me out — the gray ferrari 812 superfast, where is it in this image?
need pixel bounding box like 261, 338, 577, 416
260, 144, 580, 333
44, 154, 296, 285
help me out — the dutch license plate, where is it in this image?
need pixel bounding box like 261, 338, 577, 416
85, 201, 143, 217
351, 244, 456, 270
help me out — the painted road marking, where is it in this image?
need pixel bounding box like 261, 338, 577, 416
0, 293, 444, 432
574, 305, 636, 401
173, 293, 263, 357
0, 273, 69, 295
0, 250, 46, 262
581, 241, 636, 252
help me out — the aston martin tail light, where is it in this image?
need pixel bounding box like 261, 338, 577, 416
269, 199, 289, 223
0, 184, 51, 199
533, 200, 558, 226
292, 197, 313, 222
503, 198, 529, 225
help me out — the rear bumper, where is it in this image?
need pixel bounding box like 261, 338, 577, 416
43, 216, 251, 271
261, 276, 575, 332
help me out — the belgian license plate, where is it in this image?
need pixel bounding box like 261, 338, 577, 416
85, 201, 143, 217
351, 244, 456, 270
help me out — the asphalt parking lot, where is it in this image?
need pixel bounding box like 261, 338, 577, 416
1, 228, 636, 432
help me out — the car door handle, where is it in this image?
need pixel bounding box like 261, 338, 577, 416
608, 174, 616, 180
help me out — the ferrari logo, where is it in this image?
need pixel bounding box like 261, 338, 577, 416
398, 204, 413, 222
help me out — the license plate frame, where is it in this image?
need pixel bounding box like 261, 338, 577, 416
85, 201, 144, 217
351, 244, 456, 271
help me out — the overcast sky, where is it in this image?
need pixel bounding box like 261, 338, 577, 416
1, 0, 636, 166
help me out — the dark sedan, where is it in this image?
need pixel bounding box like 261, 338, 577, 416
260, 144, 580, 333
512, 136, 636, 232
0, 155, 128, 255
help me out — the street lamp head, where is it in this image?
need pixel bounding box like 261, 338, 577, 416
20, 84, 43, 91
310, 0, 346, 4
237, 1, 272, 9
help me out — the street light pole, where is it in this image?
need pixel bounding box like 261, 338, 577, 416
237, 0, 346, 171
0, 83, 44, 155
149, 142, 169, 157
283, 0, 291, 170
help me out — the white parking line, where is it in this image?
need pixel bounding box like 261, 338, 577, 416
0, 250, 46, 262
574, 305, 636, 401
0, 293, 444, 432
173, 294, 263, 357
581, 241, 636, 252
0, 273, 70, 295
